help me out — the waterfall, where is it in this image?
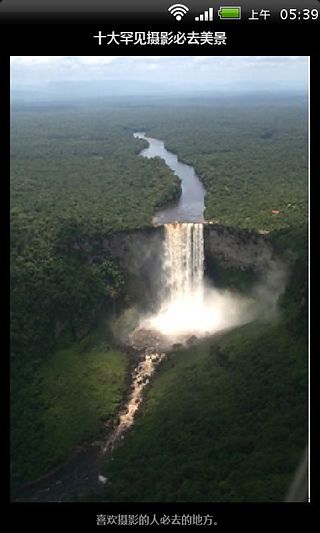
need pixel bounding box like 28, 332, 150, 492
164, 223, 204, 303
140, 219, 255, 338
102, 220, 258, 460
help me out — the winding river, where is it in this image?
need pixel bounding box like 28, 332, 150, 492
134, 132, 205, 224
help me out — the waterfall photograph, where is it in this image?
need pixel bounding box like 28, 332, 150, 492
10, 56, 308, 503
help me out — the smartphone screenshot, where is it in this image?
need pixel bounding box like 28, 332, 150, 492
4, 0, 316, 529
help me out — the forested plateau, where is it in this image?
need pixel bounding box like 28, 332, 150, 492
10, 96, 308, 499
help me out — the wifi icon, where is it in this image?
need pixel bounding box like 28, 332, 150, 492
168, 4, 189, 21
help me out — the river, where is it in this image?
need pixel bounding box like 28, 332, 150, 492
134, 132, 205, 224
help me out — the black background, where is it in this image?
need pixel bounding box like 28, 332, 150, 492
3, 1, 317, 530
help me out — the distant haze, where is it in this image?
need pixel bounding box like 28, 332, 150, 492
10, 56, 308, 101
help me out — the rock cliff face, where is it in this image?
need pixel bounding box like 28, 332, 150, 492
204, 224, 277, 273
86, 227, 166, 309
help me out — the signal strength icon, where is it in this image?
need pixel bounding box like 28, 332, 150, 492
168, 4, 189, 21
195, 8, 214, 21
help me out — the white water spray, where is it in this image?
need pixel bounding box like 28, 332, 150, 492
143, 222, 257, 338
103, 222, 284, 457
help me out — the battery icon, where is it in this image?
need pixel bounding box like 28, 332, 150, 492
218, 6, 242, 19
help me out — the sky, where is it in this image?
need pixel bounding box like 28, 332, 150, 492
10, 56, 308, 93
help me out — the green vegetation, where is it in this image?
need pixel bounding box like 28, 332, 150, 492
11, 331, 128, 491
101, 249, 307, 502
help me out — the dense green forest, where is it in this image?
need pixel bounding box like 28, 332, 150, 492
100, 321, 306, 502
144, 98, 308, 231
11, 327, 127, 489
10, 96, 308, 499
